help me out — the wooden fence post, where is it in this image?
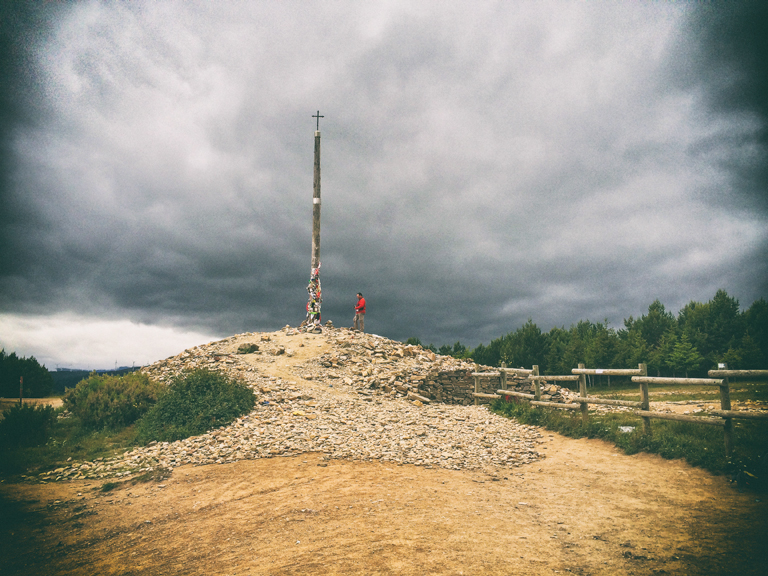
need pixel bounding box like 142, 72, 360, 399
719, 363, 732, 457
500, 362, 507, 392
578, 363, 588, 423
474, 375, 479, 406
532, 365, 540, 400
639, 363, 651, 435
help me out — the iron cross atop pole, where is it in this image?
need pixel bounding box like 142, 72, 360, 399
312, 110, 324, 131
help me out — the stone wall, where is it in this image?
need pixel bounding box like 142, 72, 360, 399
416, 368, 571, 405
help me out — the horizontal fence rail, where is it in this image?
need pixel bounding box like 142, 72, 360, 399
632, 376, 723, 386
531, 400, 579, 410
530, 375, 580, 382
710, 409, 768, 420
502, 367, 535, 375
708, 369, 768, 378
571, 368, 645, 376
496, 390, 535, 400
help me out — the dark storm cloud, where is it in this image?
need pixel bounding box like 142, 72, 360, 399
678, 1, 768, 210
679, 1, 768, 298
0, 3, 58, 283
1, 1, 767, 368
688, 2, 768, 126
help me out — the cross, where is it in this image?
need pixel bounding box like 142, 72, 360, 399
312, 110, 324, 130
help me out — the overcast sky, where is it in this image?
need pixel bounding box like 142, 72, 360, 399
1, 1, 766, 370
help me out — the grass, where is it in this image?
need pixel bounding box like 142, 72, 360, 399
570, 380, 768, 404
490, 398, 768, 491
0, 410, 139, 479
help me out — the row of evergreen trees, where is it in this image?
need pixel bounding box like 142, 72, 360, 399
415, 290, 768, 377
0, 350, 54, 398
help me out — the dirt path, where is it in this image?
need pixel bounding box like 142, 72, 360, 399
2, 434, 765, 575
0, 397, 63, 411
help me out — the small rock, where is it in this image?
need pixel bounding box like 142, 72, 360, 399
237, 343, 259, 354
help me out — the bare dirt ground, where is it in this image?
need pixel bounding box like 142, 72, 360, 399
1, 332, 766, 575
3, 435, 766, 575
0, 397, 64, 412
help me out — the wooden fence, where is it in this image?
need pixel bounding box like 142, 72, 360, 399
472, 364, 581, 409
472, 363, 768, 457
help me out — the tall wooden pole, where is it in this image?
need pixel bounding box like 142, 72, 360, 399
311, 111, 323, 271
304, 111, 324, 332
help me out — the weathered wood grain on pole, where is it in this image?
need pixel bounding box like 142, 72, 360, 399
472, 393, 501, 400
532, 365, 540, 401
633, 411, 726, 426
572, 368, 645, 376
578, 363, 588, 423
500, 362, 507, 391
474, 375, 479, 406
311, 129, 321, 270
710, 409, 768, 420
495, 390, 535, 400
708, 369, 768, 378
571, 397, 643, 408
639, 363, 650, 434
720, 365, 733, 457
530, 401, 580, 410
500, 367, 534, 375
632, 376, 723, 386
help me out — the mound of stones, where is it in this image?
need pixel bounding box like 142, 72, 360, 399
40, 327, 563, 483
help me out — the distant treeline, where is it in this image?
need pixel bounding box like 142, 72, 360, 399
410, 290, 768, 377
0, 350, 54, 398
50, 368, 140, 394
0, 349, 141, 397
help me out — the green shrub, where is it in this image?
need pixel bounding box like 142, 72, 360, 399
0, 404, 57, 448
136, 369, 255, 443
63, 372, 163, 430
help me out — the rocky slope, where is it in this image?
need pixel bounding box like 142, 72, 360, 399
41, 327, 547, 482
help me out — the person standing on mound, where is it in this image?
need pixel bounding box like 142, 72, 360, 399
353, 292, 366, 332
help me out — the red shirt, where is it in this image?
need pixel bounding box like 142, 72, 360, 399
355, 297, 366, 314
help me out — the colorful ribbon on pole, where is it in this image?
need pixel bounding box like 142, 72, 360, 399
303, 263, 322, 332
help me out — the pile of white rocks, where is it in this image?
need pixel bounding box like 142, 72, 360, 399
42, 395, 544, 482
40, 328, 547, 482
